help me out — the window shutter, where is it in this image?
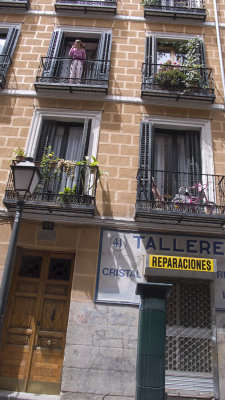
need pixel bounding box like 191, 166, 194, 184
1, 26, 20, 76
138, 122, 155, 200
144, 36, 157, 80
185, 132, 201, 185
83, 119, 92, 159
35, 120, 56, 161
2, 26, 20, 58
196, 39, 206, 65
43, 29, 64, 77
96, 32, 112, 79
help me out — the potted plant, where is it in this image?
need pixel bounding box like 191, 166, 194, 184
58, 185, 76, 204
54, 159, 77, 178
155, 60, 186, 89
13, 147, 27, 162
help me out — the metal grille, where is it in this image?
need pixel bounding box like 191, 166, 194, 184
154, 279, 212, 373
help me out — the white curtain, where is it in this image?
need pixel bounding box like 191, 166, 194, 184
55, 125, 84, 191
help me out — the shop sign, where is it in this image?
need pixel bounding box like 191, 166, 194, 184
149, 255, 215, 272
95, 229, 224, 306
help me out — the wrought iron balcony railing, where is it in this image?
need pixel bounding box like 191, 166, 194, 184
0, 0, 29, 8
136, 169, 225, 220
35, 57, 111, 94
143, 0, 206, 20
0, 54, 11, 89
55, 0, 117, 14
3, 162, 99, 216
141, 63, 215, 103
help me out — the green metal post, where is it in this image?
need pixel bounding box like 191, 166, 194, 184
135, 282, 172, 400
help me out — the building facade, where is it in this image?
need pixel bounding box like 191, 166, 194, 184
0, 0, 225, 398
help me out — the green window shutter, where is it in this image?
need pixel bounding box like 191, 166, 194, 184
138, 122, 155, 200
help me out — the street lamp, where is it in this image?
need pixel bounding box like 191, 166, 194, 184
0, 157, 41, 336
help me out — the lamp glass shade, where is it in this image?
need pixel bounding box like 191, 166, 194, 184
11, 159, 41, 197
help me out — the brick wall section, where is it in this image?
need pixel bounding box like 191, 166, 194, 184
0, 97, 225, 218
0, 13, 223, 102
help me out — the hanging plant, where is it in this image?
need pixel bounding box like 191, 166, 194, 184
40, 146, 59, 184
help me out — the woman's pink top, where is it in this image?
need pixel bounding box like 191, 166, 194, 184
69, 47, 86, 63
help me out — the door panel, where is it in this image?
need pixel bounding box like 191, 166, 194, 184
0, 249, 74, 395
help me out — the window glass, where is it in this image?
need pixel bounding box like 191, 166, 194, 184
0, 34, 7, 54
157, 40, 186, 65
153, 129, 201, 198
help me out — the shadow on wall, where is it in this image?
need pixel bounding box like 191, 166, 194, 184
97, 181, 113, 217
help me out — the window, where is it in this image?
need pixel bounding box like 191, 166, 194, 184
154, 128, 201, 197
36, 120, 91, 163
0, 34, 7, 54
142, 35, 215, 102
145, 35, 206, 73
36, 27, 112, 92
138, 122, 202, 201
0, 25, 20, 88
27, 108, 101, 182
35, 118, 92, 193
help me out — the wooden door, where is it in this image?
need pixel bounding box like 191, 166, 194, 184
0, 249, 74, 395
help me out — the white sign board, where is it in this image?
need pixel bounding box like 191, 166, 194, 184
95, 229, 225, 306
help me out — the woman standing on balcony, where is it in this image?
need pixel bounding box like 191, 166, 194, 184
69, 39, 86, 83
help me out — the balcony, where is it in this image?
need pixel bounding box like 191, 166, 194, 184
136, 169, 225, 222
141, 63, 215, 103
0, 0, 29, 8
143, 0, 206, 21
3, 162, 99, 217
55, 0, 117, 14
0, 54, 11, 89
35, 58, 110, 95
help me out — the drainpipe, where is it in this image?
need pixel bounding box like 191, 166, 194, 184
213, 0, 225, 105
135, 282, 172, 400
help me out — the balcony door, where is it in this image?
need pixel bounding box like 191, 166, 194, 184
138, 122, 201, 201
145, 36, 206, 81
43, 29, 112, 84
36, 119, 91, 193
0, 249, 74, 394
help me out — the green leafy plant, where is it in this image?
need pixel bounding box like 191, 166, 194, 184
40, 146, 59, 184
54, 155, 108, 181
58, 185, 77, 204
155, 60, 186, 89
13, 147, 27, 159
155, 38, 208, 91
